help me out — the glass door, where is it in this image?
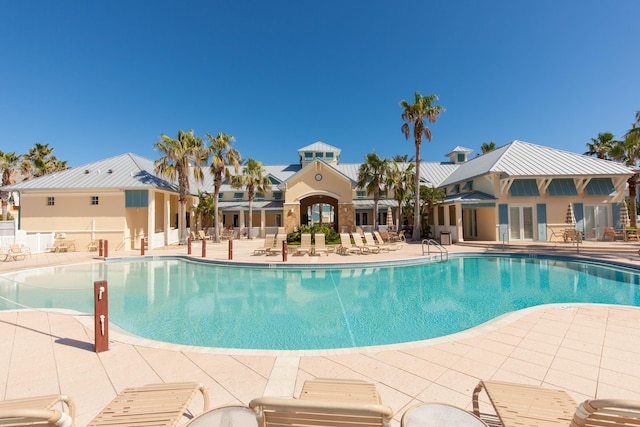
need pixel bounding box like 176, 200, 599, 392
509, 205, 534, 240
583, 204, 610, 240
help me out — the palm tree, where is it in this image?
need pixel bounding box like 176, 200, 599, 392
192, 191, 216, 232
481, 142, 496, 154
420, 185, 446, 238
356, 152, 388, 231
206, 132, 241, 242
584, 132, 617, 159
0, 150, 21, 220
230, 158, 271, 239
400, 92, 445, 240
20, 143, 68, 179
385, 156, 415, 231
154, 129, 207, 244
610, 122, 640, 229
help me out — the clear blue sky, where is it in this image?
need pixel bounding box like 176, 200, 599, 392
1, 1, 638, 168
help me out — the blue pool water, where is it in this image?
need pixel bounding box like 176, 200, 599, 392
1, 255, 639, 350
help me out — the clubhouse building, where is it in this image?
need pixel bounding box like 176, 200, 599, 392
3, 140, 634, 251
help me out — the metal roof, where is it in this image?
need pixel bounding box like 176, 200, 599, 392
443, 191, 497, 204
217, 200, 284, 210
3, 153, 178, 192
439, 140, 634, 186
297, 141, 342, 155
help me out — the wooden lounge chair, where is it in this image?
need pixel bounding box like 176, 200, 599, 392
254, 234, 275, 255
87, 382, 209, 427
0, 394, 76, 427
312, 233, 330, 256
338, 233, 360, 255
249, 396, 393, 427
0, 248, 24, 262
293, 233, 312, 256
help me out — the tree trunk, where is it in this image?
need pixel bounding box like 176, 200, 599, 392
413, 145, 421, 240
213, 189, 221, 243
629, 175, 638, 228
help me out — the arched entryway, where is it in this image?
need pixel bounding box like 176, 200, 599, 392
300, 195, 338, 230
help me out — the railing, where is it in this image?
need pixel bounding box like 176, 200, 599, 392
421, 239, 448, 262
502, 230, 509, 249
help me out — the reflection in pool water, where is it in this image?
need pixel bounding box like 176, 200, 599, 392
1, 256, 639, 350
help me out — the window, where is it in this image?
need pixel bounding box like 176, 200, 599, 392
47, 197, 55, 206
326, 152, 334, 160
462, 181, 473, 192
233, 192, 244, 200
457, 153, 466, 162
218, 192, 224, 199
304, 152, 313, 159
356, 191, 366, 198
451, 184, 460, 194
438, 206, 445, 225
125, 190, 148, 207
315, 152, 323, 159
256, 193, 264, 200
273, 192, 282, 200
91, 196, 99, 205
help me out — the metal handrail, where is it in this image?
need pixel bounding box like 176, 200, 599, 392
421, 239, 449, 261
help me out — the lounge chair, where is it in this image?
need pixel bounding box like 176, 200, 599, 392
312, 233, 330, 256
197, 230, 211, 240
9, 244, 31, 259
87, 382, 209, 427
363, 232, 385, 252
472, 380, 578, 426
254, 234, 275, 255
338, 233, 360, 255
249, 396, 393, 427
572, 399, 640, 426
266, 234, 286, 255
293, 233, 312, 256
351, 233, 373, 254
299, 378, 381, 404
0, 394, 76, 427
373, 231, 400, 251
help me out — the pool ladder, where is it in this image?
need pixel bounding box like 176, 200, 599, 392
421, 239, 449, 262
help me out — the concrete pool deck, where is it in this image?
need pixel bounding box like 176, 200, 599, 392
1, 238, 640, 426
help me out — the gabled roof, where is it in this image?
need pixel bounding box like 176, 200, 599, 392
445, 146, 474, 156
4, 153, 178, 192
297, 141, 342, 155
281, 159, 354, 186
439, 140, 634, 186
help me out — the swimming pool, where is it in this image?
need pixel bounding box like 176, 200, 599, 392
1, 255, 639, 350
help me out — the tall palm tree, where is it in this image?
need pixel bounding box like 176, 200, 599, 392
230, 158, 271, 239
206, 132, 241, 242
385, 156, 415, 231
0, 150, 21, 220
20, 143, 68, 179
356, 152, 388, 231
481, 142, 496, 154
610, 125, 640, 229
400, 92, 445, 240
154, 129, 207, 244
584, 132, 617, 159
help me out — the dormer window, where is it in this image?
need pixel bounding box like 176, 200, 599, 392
325, 152, 334, 160
304, 152, 313, 160
315, 152, 323, 159
457, 153, 466, 162
451, 184, 460, 194
462, 181, 473, 192
233, 193, 244, 200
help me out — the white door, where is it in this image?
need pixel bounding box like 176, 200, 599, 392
509, 205, 535, 240
584, 204, 610, 240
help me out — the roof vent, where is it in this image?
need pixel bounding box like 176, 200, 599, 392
84, 169, 90, 174
107, 169, 113, 174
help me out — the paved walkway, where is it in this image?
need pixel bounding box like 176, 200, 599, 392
1, 238, 640, 426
